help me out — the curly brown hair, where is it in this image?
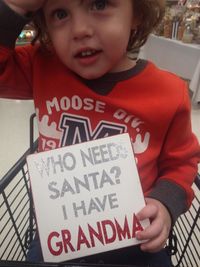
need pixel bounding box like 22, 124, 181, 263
32, 0, 165, 52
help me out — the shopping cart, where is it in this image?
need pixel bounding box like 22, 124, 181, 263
165, 174, 200, 267
0, 114, 200, 267
0, 114, 38, 262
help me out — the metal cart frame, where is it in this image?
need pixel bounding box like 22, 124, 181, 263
0, 114, 200, 266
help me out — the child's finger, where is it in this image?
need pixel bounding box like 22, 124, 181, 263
140, 229, 167, 252
136, 216, 163, 240
136, 203, 158, 221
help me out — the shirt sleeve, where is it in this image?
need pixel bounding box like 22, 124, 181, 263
0, 0, 34, 99
0, 0, 30, 48
148, 81, 200, 223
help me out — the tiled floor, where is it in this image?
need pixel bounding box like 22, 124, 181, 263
0, 99, 200, 178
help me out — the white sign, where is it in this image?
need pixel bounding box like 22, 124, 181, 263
27, 133, 149, 262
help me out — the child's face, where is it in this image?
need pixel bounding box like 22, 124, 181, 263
43, 0, 136, 79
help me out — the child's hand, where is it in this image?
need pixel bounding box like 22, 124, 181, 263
136, 198, 172, 253
3, 0, 46, 15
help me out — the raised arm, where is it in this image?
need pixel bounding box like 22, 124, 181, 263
0, 0, 45, 99
3, 0, 46, 15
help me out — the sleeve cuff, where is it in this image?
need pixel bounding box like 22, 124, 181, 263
0, 1, 31, 48
147, 179, 188, 224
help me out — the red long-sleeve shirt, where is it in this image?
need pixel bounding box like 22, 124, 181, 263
0, 0, 199, 223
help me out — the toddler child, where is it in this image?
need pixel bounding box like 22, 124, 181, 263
0, 0, 200, 266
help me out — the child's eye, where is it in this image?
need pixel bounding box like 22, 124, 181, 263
91, 0, 108, 11
53, 9, 68, 20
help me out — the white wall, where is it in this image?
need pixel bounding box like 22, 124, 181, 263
0, 99, 37, 178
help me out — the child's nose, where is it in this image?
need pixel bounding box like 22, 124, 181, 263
72, 15, 94, 40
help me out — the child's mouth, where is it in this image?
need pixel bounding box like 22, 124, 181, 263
75, 49, 102, 65
75, 49, 101, 58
